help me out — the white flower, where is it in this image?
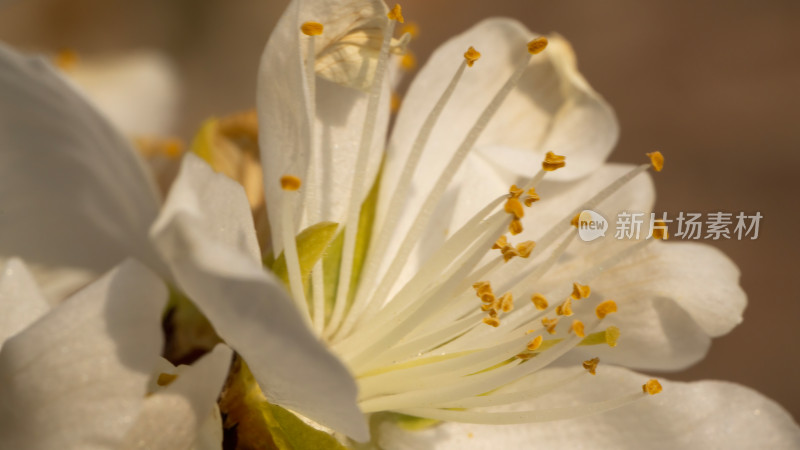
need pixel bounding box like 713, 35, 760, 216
0, 0, 798, 448
0, 257, 232, 449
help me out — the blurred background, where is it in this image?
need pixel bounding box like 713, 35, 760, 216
2, 0, 798, 420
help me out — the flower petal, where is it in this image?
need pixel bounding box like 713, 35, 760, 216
0, 43, 164, 298
382, 19, 617, 246
150, 155, 368, 441
0, 258, 51, 349
66, 50, 179, 136
258, 0, 391, 255
0, 259, 167, 449
376, 366, 800, 450
122, 344, 232, 450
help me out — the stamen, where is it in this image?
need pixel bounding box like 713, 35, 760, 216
516, 241, 536, 258
542, 317, 559, 334
555, 297, 573, 316
526, 335, 543, 351
344, 48, 477, 336
279, 174, 302, 191
542, 151, 566, 171
509, 218, 524, 235
527, 37, 549, 55
156, 373, 178, 387
279, 177, 311, 323
300, 22, 324, 36
504, 196, 525, 219
595, 300, 618, 319
570, 213, 581, 228
652, 220, 669, 240
483, 317, 501, 327
531, 293, 548, 310
524, 187, 540, 206
570, 320, 586, 338
464, 46, 481, 67
327, 11, 398, 336
509, 184, 524, 198
401, 52, 417, 71
54, 48, 79, 71
387, 4, 405, 23
492, 235, 508, 250
499, 293, 514, 312
647, 151, 664, 172
643, 379, 663, 395
502, 246, 520, 262
571, 282, 591, 300
400, 22, 420, 38
582, 357, 600, 375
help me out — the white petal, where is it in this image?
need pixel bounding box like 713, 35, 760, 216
193, 405, 225, 450
152, 153, 261, 264
0, 43, 165, 297
122, 344, 232, 450
0, 259, 167, 449
150, 155, 368, 441
0, 258, 50, 349
258, 0, 391, 255
382, 19, 617, 249
66, 50, 179, 136
377, 366, 800, 450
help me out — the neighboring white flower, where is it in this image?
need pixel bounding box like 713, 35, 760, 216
0, 257, 232, 449
0, 0, 798, 449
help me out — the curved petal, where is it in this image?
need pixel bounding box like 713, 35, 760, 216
258, 0, 391, 255
0, 43, 165, 298
150, 155, 368, 441
562, 241, 745, 371
0, 258, 51, 348
66, 50, 180, 136
382, 19, 617, 251
0, 259, 167, 449
376, 366, 800, 450
122, 344, 232, 450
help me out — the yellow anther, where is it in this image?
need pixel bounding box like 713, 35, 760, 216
280, 175, 302, 191
570, 213, 581, 228
652, 220, 669, 240
606, 326, 620, 347
156, 373, 178, 387
531, 293, 548, 310
473, 280, 491, 291
509, 184, 524, 198
509, 218, 523, 235
555, 297, 573, 316
301, 22, 324, 36
163, 138, 183, 159
646, 151, 664, 172
542, 151, 566, 172
499, 293, 514, 312
483, 317, 501, 327
480, 292, 495, 304
582, 357, 600, 375
480, 303, 493, 312
54, 48, 79, 71
401, 22, 420, 38
527, 37, 549, 55
570, 319, 586, 338
595, 300, 618, 319
464, 46, 481, 67
516, 352, 536, 361
542, 317, 559, 334
401, 51, 417, 71
642, 379, 663, 395
492, 235, 508, 250
524, 188, 540, 206
391, 93, 402, 112
516, 241, 536, 258
502, 247, 520, 262
387, 4, 404, 23
526, 335, 543, 351
504, 197, 525, 219
571, 282, 591, 300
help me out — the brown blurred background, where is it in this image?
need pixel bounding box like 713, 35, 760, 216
2, 0, 798, 420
